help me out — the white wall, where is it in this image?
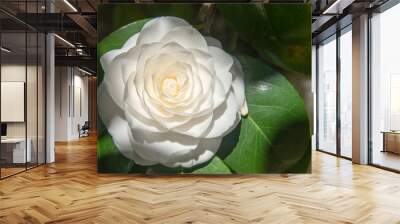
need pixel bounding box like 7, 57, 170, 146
71, 72, 89, 138
55, 67, 89, 141
55, 66, 69, 141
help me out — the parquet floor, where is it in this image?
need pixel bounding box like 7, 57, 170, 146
1, 135, 400, 224
0, 167, 26, 178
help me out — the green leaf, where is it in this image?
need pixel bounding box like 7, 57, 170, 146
191, 157, 231, 174
217, 4, 311, 76
223, 56, 310, 173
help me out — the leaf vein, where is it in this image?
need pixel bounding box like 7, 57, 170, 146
247, 116, 272, 145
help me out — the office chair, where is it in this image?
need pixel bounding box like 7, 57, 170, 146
79, 121, 90, 138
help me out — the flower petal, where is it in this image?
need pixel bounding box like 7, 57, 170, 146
125, 73, 167, 133
107, 115, 156, 166
231, 57, 247, 114
100, 49, 123, 72
216, 71, 233, 95
98, 84, 156, 166
119, 46, 141, 83
205, 36, 222, 48
136, 17, 190, 46
209, 46, 233, 94
122, 33, 139, 50
212, 77, 226, 109
209, 46, 233, 73
102, 58, 125, 109
173, 113, 213, 138
190, 49, 213, 68
205, 91, 240, 138
164, 137, 222, 168
124, 102, 168, 133
100, 33, 139, 74
130, 131, 200, 165
161, 26, 208, 51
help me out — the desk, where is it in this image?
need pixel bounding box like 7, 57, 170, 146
1, 138, 31, 163
382, 131, 400, 154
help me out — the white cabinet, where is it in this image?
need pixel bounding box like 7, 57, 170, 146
1, 138, 32, 163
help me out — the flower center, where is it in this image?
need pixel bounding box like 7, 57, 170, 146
161, 77, 179, 97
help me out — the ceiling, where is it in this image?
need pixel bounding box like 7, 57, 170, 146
0, 0, 393, 74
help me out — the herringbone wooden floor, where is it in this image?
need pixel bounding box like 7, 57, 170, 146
1, 135, 400, 224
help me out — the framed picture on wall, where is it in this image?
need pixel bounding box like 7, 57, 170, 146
97, 3, 312, 174
1, 81, 25, 123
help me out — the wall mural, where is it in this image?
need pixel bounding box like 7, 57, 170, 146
97, 3, 311, 174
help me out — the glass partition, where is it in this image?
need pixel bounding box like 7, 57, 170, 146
339, 27, 352, 158
317, 35, 337, 154
0, 1, 46, 179
1, 30, 28, 178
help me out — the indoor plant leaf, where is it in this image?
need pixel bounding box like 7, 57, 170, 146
223, 56, 311, 173
217, 4, 311, 76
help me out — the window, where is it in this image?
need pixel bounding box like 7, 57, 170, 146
370, 3, 400, 171
339, 27, 352, 158
317, 35, 337, 154
316, 25, 353, 158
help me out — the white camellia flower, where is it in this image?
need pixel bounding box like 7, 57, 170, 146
98, 16, 248, 168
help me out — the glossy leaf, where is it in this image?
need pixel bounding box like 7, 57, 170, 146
223, 56, 311, 173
